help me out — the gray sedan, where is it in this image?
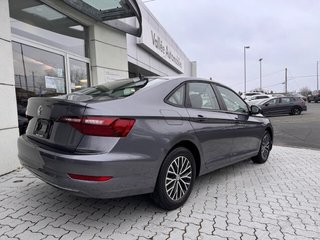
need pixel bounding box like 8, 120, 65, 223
18, 77, 273, 210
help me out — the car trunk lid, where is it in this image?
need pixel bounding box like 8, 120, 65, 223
25, 97, 88, 152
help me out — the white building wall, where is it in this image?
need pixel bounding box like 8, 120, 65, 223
0, 0, 20, 175
127, 0, 196, 77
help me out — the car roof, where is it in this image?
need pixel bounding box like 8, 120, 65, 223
148, 76, 234, 90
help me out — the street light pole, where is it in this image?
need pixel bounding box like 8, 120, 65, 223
244, 46, 250, 94
259, 58, 263, 90
317, 61, 319, 91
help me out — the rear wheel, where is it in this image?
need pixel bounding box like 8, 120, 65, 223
252, 131, 272, 164
152, 147, 196, 210
291, 107, 301, 115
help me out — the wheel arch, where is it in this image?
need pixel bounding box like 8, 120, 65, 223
167, 140, 202, 177
292, 105, 302, 110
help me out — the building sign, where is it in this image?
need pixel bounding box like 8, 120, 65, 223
138, 21, 184, 73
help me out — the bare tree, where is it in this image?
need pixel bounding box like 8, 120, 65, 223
299, 87, 311, 96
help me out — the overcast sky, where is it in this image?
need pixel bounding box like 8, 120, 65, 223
146, 0, 320, 93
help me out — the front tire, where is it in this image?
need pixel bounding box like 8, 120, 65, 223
252, 131, 272, 164
152, 147, 196, 210
291, 107, 301, 115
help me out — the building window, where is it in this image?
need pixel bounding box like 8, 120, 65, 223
13, 42, 67, 135
70, 58, 90, 92
9, 0, 90, 134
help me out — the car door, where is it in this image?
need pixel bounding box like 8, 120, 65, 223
261, 98, 281, 115
279, 97, 293, 113
214, 84, 265, 162
185, 81, 234, 171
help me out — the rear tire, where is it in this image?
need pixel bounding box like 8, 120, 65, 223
152, 147, 196, 210
252, 131, 272, 164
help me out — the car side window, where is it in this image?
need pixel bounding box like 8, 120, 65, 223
257, 96, 268, 99
167, 84, 185, 107
216, 85, 248, 113
266, 98, 279, 105
281, 97, 291, 103
187, 82, 220, 110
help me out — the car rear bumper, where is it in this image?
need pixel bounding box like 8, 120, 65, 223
17, 135, 158, 198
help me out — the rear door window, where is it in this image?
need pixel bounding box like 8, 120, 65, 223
187, 82, 220, 110
281, 97, 291, 103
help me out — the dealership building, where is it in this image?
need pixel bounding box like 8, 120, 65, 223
0, 0, 196, 175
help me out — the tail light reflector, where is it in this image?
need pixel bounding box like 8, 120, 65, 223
68, 173, 112, 182
59, 116, 135, 137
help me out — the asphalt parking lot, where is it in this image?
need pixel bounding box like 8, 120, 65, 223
270, 102, 320, 150
0, 146, 320, 240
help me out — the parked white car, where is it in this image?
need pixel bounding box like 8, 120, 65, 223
241, 92, 262, 100
246, 95, 272, 105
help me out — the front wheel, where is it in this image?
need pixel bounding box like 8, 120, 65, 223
291, 107, 301, 115
252, 131, 272, 164
152, 147, 196, 210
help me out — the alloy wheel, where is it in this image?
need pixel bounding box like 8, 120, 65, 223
261, 133, 271, 160
292, 108, 300, 115
165, 156, 192, 201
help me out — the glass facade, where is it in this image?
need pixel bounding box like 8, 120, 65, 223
9, 0, 90, 134
9, 0, 87, 57
69, 59, 90, 92
11, 19, 86, 57
13, 42, 67, 134
82, 0, 121, 11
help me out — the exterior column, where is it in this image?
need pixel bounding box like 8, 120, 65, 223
89, 24, 129, 85
191, 61, 197, 77
0, 0, 20, 174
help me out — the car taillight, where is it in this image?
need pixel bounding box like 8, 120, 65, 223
59, 116, 135, 137
68, 173, 112, 182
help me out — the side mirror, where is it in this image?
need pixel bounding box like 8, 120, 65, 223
264, 103, 269, 106
250, 105, 262, 115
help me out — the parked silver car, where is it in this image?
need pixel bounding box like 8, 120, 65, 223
18, 77, 273, 210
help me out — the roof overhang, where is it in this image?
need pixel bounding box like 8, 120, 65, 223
63, 0, 142, 37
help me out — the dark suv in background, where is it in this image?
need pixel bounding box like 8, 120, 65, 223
307, 90, 320, 103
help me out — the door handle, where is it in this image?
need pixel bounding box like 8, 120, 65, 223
197, 114, 205, 122
233, 116, 241, 124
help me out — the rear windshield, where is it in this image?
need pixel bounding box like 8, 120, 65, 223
77, 78, 148, 99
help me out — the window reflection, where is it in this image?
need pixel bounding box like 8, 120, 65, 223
70, 59, 90, 92
9, 0, 87, 57
13, 42, 66, 134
